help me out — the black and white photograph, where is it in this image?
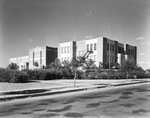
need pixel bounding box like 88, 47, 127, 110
0, 0, 150, 118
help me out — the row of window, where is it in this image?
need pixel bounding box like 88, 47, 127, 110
77, 50, 85, 56
118, 47, 124, 53
87, 43, 97, 51
126, 49, 135, 55
61, 55, 97, 62
89, 55, 97, 61
29, 51, 46, 58
62, 46, 70, 53
107, 43, 115, 51
62, 57, 70, 62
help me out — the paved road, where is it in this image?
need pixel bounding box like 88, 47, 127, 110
0, 83, 150, 118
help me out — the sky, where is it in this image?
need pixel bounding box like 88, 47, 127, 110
0, 0, 150, 69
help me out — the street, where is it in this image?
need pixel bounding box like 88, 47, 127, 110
0, 83, 150, 118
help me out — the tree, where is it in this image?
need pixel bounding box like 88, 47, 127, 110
146, 69, 150, 73
120, 60, 136, 80
120, 60, 136, 72
33, 62, 39, 67
84, 59, 96, 69
7, 63, 19, 70
70, 57, 84, 87
120, 60, 147, 79
49, 58, 62, 69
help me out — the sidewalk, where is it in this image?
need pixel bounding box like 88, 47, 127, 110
0, 79, 149, 101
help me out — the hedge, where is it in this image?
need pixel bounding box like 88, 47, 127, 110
0, 67, 149, 83
0, 68, 28, 83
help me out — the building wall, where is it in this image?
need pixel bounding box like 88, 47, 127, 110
10, 37, 137, 70
85, 38, 98, 61
86, 37, 102, 67
57, 37, 136, 69
46, 46, 57, 65
125, 44, 137, 64
76, 40, 86, 57
58, 41, 76, 62
103, 37, 118, 69
117, 53, 125, 66
29, 46, 57, 69
9, 56, 29, 70
29, 46, 44, 69
76, 37, 103, 67
97, 37, 103, 66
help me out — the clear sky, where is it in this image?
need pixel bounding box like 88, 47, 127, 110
0, 0, 150, 69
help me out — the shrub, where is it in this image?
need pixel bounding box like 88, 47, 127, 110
0, 68, 28, 83
7, 63, 19, 70
130, 70, 149, 79
26, 69, 47, 80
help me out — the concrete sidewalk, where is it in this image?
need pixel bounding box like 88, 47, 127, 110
0, 79, 149, 101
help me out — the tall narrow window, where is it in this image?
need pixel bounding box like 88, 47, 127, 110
94, 43, 96, 50
110, 44, 112, 51
87, 44, 89, 51
64, 47, 66, 53
62, 47, 63, 53
68, 46, 70, 53
90, 44, 93, 51
107, 43, 109, 50
112, 45, 114, 51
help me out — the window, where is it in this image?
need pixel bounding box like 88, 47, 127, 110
94, 43, 96, 50
118, 47, 121, 53
68, 46, 70, 53
87, 44, 89, 51
62, 47, 63, 53
42, 51, 45, 57
107, 43, 109, 50
64, 47, 66, 53
112, 45, 114, 51
67, 57, 69, 61
110, 44, 111, 51
90, 44, 93, 51
34, 52, 40, 58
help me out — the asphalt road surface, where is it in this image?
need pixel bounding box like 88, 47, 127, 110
0, 83, 150, 118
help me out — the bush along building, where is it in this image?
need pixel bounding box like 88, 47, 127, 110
58, 37, 137, 69
9, 46, 57, 70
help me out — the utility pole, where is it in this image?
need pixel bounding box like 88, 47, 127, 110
109, 43, 111, 69
108, 24, 111, 70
